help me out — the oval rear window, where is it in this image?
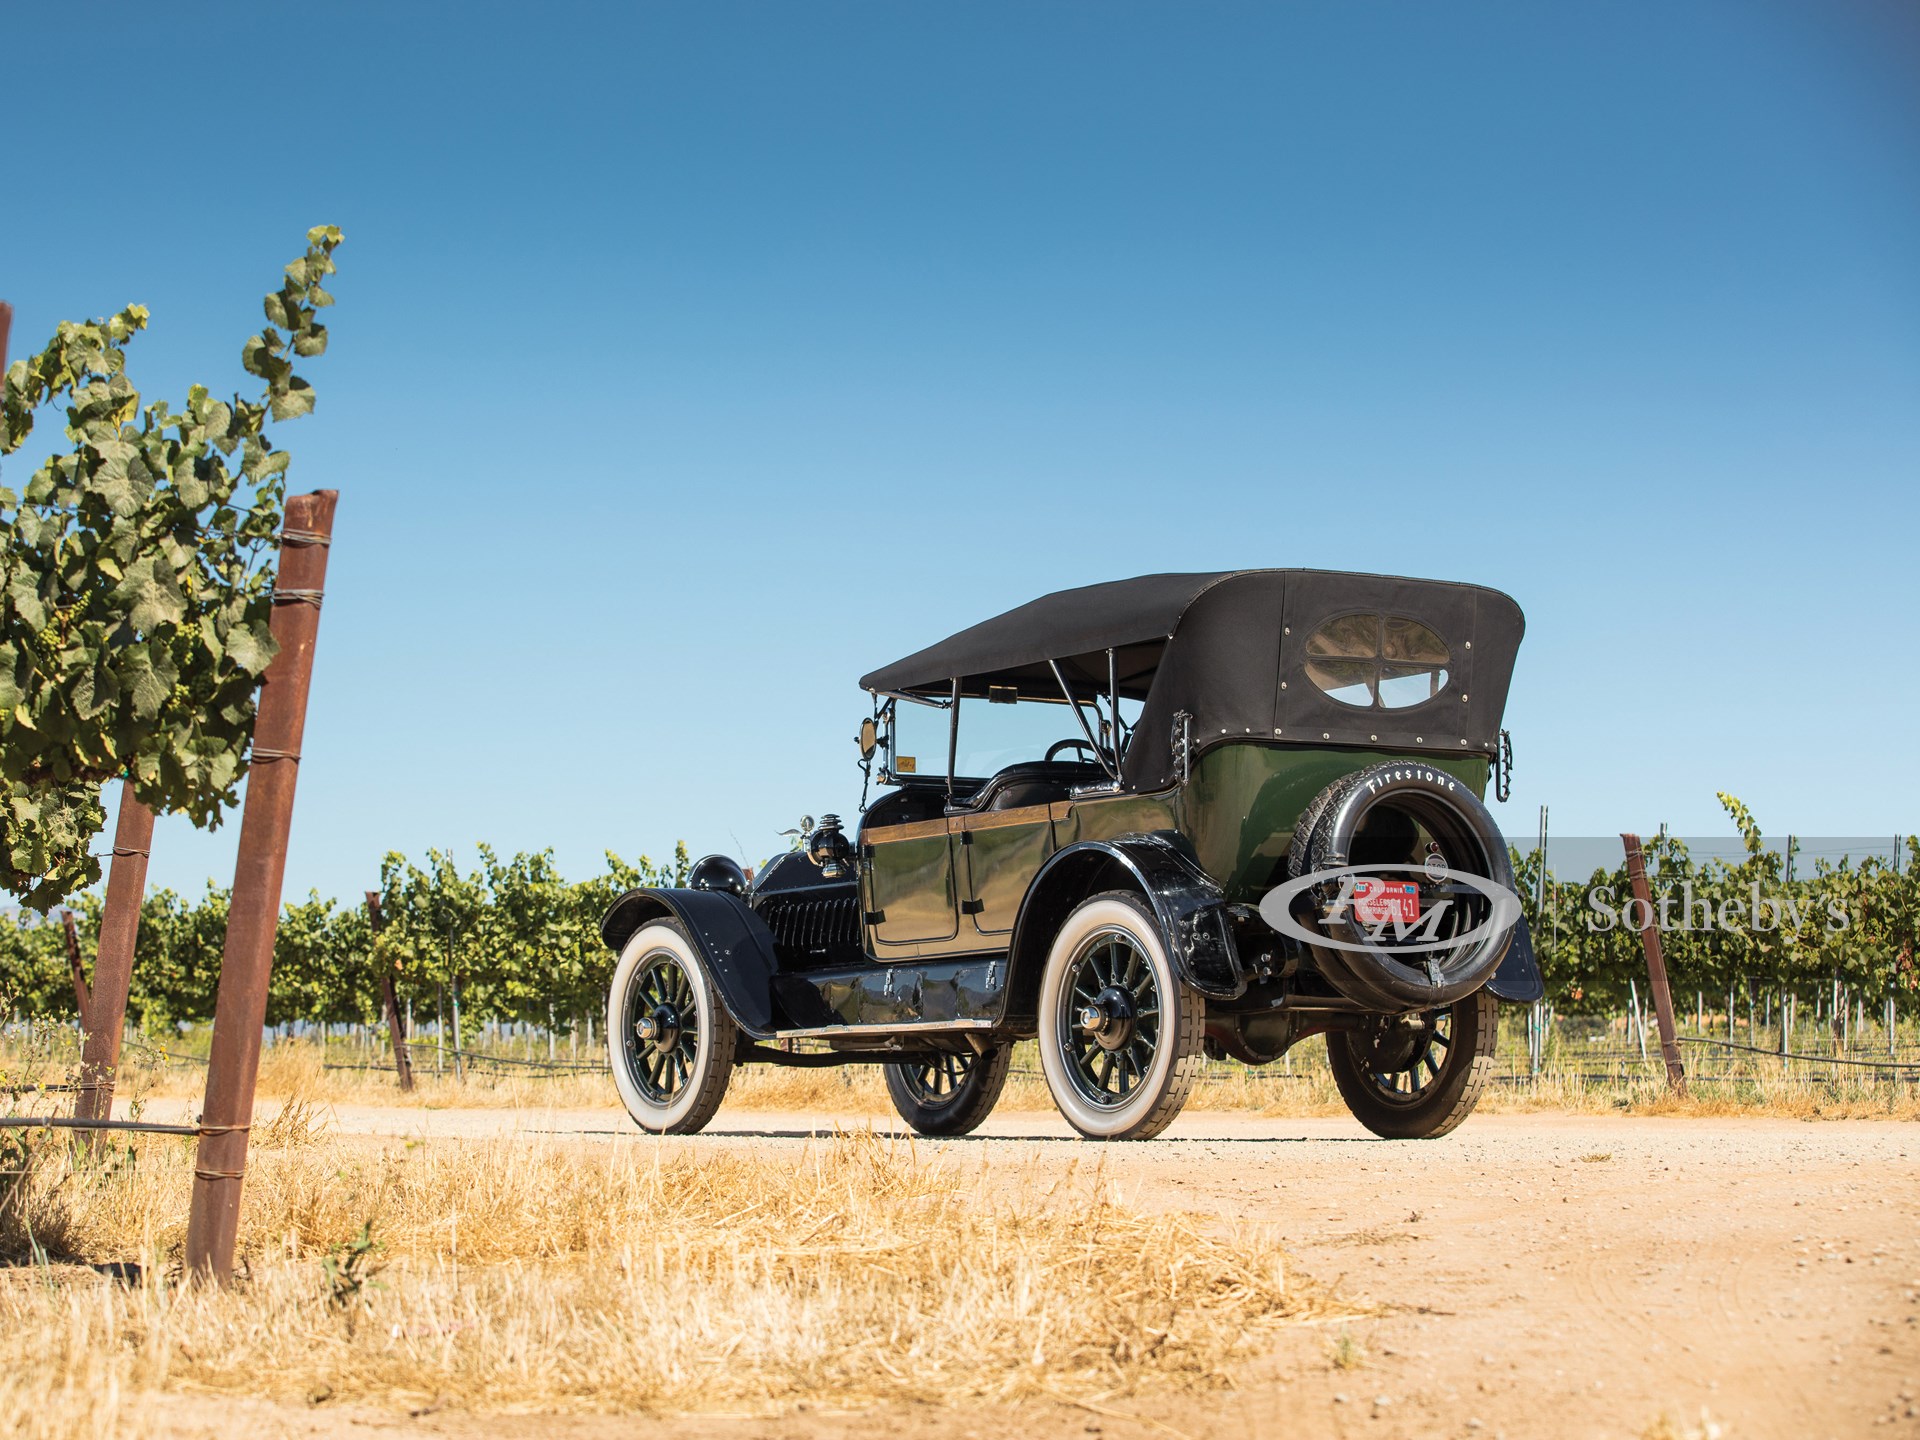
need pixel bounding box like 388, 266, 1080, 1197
1304, 614, 1450, 710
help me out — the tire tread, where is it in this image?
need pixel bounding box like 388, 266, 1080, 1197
1287, 775, 1354, 879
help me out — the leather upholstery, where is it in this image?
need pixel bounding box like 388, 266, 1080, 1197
949, 761, 1107, 815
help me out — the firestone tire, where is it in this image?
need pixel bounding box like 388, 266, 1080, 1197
1300, 761, 1518, 1010
606, 919, 738, 1135
1327, 988, 1497, 1140
882, 1044, 1014, 1137
1037, 892, 1205, 1141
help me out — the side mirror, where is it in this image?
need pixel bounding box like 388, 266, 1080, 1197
857, 718, 879, 759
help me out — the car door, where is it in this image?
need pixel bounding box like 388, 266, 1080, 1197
952, 805, 1056, 938
862, 817, 959, 949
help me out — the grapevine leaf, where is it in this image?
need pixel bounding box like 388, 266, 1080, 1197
9, 574, 46, 631
226, 623, 278, 676
70, 659, 117, 720
270, 378, 315, 421
114, 557, 188, 630
119, 645, 171, 720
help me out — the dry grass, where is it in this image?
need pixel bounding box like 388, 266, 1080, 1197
180, 1041, 618, 1111
9, 1019, 1920, 1124
722, 1038, 1920, 1122
0, 1124, 1338, 1439
1472, 1058, 1920, 1120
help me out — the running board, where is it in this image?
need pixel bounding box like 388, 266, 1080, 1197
738, 1040, 975, 1066
768, 955, 1007, 1035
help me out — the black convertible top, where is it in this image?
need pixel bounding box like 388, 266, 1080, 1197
860, 570, 1524, 790
861, 572, 1217, 703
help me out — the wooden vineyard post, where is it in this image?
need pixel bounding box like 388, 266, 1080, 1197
1621, 833, 1687, 1094
366, 891, 414, 1092
184, 491, 337, 1282
74, 783, 156, 1128
63, 913, 91, 1027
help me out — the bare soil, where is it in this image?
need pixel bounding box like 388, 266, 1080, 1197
128, 1101, 1920, 1440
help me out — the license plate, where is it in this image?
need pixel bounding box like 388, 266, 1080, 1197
1351, 878, 1420, 926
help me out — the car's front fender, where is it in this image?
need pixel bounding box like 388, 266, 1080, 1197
602, 887, 784, 1038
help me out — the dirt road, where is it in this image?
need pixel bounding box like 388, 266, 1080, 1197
145, 1103, 1920, 1440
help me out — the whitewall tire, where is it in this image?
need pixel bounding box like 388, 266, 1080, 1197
606, 919, 737, 1134
1036, 891, 1204, 1140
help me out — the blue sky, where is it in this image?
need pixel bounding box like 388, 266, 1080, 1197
4, 2, 1916, 903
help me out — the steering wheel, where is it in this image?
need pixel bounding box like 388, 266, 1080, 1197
1046, 738, 1098, 763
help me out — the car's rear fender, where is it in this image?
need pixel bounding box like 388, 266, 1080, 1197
601, 887, 784, 1038
1486, 912, 1544, 1003
1005, 834, 1247, 1026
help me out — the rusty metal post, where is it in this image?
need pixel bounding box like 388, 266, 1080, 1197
1621, 833, 1687, 1094
74, 784, 155, 1125
184, 491, 337, 1281
366, 892, 413, 1092
0, 300, 12, 375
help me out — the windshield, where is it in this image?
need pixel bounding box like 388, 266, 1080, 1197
886, 694, 1141, 782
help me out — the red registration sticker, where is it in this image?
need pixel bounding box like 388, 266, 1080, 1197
1351, 878, 1420, 926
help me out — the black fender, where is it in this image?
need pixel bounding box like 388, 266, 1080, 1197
601, 887, 785, 1038
1006, 833, 1246, 1023
1486, 913, 1545, 1003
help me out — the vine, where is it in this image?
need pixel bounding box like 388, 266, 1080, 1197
0, 226, 343, 907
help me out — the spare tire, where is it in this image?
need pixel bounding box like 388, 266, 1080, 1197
1288, 762, 1520, 1010
1286, 775, 1349, 880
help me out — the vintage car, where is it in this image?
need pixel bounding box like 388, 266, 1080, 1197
602, 569, 1541, 1141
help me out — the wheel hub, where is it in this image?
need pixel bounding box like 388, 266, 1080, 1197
1076, 985, 1137, 1052
1354, 1015, 1427, 1072
635, 1005, 681, 1054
